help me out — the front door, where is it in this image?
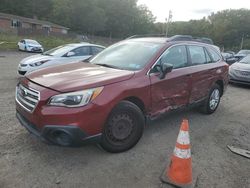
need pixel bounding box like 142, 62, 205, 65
149, 45, 192, 117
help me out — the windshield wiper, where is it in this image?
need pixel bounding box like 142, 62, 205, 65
95, 63, 121, 70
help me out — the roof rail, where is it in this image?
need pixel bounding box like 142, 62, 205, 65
126, 34, 214, 45
167, 35, 214, 45
126, 34, 167, 39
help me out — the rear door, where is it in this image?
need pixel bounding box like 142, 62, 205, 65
187, 45, 222, 103
149, 45, 192, 117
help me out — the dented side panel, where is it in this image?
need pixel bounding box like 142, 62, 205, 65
149, 67, 192, 117
188, 62, 227, 103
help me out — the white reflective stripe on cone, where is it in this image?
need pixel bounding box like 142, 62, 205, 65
174, 147, 191, 159
177, 130, 190, 145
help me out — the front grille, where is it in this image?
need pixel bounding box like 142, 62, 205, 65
235, 70, 250, 77
16, 84, 40, 112
239, 70, 250, 76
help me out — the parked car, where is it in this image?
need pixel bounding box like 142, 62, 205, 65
226, 49, 250, 65
18, 39, 44, 52
226, 51, 235, 56
15, 35, 229, 153
18, 43, 105, 76
222, 52, 234, 61
229, 55, 250, 85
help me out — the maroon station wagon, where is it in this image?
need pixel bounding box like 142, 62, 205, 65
16, 35, 229, 153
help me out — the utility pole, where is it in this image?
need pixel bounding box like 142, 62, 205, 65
165, 10, 173, 37
240, 34, 244, 50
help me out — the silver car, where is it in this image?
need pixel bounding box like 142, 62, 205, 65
18, 43, 105, 76
229, 55, 250, 85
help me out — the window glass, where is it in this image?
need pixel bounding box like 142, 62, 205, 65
11, 19, 21, 28
71, 46, 90, 56
92, 47, 104, 55
160, 45, 188, 69
204, 48, 213, 63
207, 47, 221, 62
189, 46, 206, 65
90, 41, 163, 71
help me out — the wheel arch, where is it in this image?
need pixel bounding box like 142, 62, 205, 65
123, 96, 146, 114
215, 80, 224, 96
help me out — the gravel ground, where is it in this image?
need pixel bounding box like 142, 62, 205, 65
0, 51, 249, 188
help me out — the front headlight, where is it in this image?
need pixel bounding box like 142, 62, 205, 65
30, 60, 49, 67
48, 87, 104, 107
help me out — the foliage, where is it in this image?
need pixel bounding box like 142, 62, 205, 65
160, 9, 250, 50
0, 0, 156, 38
1, 0, 250, 50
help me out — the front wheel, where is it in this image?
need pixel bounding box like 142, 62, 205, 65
199, 84, 221, 114
100, 101, 145, 153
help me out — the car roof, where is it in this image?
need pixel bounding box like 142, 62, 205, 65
65, 43, 105, 48
128, 37, 168, 44
127, 37, 220, 52
23, 39, 38, 42
126, 35, 215, 45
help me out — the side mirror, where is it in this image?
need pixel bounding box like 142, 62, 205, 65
66, 51, 75, 57
157, 62, 173, 79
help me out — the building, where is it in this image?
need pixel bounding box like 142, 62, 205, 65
0, 12, 69, 36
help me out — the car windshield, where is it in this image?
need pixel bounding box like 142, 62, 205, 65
239, 55, 250, 64
43, 45, 74, 56
26, 40, 39, 45
90, 41, 163, 71
237, 50, 250, 55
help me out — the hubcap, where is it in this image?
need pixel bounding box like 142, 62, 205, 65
106, 114, 134, 144
209, 89, 220, 110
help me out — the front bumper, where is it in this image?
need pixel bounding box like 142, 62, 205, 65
27, 47, 43, 52
229, 70, 250, 85
16, 111, 102, 146
229, 78, 250, 85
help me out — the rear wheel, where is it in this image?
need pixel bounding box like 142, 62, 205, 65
100, 101, 145, 153
200, 84, 221, 114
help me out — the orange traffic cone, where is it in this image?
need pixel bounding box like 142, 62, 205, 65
161, 119, 197, 188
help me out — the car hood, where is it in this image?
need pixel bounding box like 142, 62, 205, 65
231, 62, 250, 71
234, 54, 246, 58
20, 54, 57, 65
26, 62, 135, 92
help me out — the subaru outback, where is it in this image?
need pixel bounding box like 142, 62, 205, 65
16, 35, 229, 153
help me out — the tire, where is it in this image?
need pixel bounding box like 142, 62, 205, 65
199, 84, 222, 114
100, 100, 145, 153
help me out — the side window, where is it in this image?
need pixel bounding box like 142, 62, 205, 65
189, 45, 206, 65
152, 45, 188, 73
92, 47, 104, 55
204, 48, 213, 63
207, 47, 221, 62
71, 46, 90, 56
